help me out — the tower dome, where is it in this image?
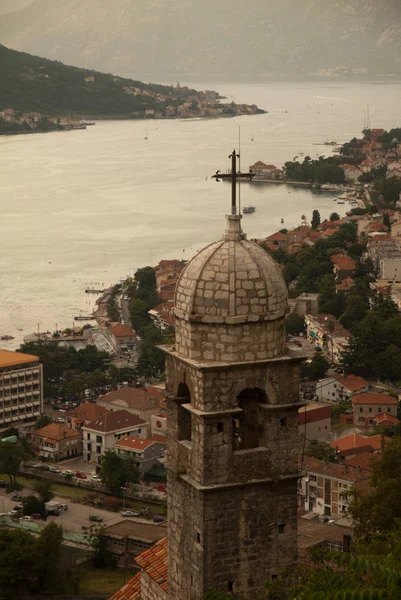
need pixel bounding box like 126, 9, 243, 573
174, 214, 288, 362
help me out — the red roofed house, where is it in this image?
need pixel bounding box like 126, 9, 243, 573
264, 231, 288, 249
82, 409, 148, 465
370, 128, 384, 142
316, 374, 369, 404
97, 387, 160, 423
330, 254, 356, 280
298, 403, 331, 445
330, 433, 384, 458
300, 456, 371, 517
148, 302, 175, 329
375, 412, 400, 427
114, 434, 167, 472
66, 401, 109, 431
108, 324, 137, 349
30, 423, 83, 461
249, 161, 279, 177
352, 393, 398, 428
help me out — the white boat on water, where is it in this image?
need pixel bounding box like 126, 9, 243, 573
242, 205, 256, 214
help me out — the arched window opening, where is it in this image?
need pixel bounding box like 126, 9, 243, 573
177, 382, 192, 442
233, 388, 266, 450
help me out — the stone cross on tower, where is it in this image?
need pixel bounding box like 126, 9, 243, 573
212, 149, 254, 215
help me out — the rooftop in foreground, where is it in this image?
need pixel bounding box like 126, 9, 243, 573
0, 349, 40, 368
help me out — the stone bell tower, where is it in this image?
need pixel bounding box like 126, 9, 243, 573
163, 151, 303, 600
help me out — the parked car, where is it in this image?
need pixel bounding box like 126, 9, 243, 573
47, 509, 60, 516
11, 495, 22, 501
0, 479, 6, 488
75, 471, 87, 479
121, 510, 139, 517
91, 475, 102, 482
31, 513, 42, 520
13, 504, 23, 510
293, 340, 302, 347
89, 515, 103, 522
62, 470, 74, 476
19, 516, 33, 521
152, 515, 165, 523
31, 463, 42, 469
49, 466, 61, 473
55, 417, 65, 423
39, 464, 50, 471
58, 504, 68, 511
156, 484, 167, 493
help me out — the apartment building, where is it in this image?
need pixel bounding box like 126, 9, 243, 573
0, 350, 43, 433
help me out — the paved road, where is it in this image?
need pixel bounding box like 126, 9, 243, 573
0, 489, 159, 533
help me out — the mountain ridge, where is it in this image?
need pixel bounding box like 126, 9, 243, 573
1, 0, 401, 78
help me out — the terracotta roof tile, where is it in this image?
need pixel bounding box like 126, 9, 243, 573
66, 402, 109, 421
115, 434, 167, 451
337, 374, 368, 392
33, 423, 81, 441
330, 433, 383, 453
109, 324, 136, 338
100, 388, 159, 411
352, 393, 397, 406
136, 536, 168, 592
303, 456, 371, 483
375, 412, 400, 425
84, 409, 146, 433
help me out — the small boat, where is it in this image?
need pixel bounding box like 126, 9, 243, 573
242, 205, 256, 214
144, 129, 148, 140
1, 335, 14, 340
337, 201, 345, 205
281, 218, 284, 223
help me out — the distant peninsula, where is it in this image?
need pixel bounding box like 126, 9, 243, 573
0, 44, 265, 133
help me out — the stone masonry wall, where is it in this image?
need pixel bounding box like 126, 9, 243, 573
167, 472, 298, 600
140, 572, 168, 600
174, 316, 286, 362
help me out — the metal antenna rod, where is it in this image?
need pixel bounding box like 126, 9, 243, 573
238, 127, 241, 215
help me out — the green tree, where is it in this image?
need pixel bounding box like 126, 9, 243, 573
383, 212, 391, 231
34, 414, 53, 429
286, 313, 305, 335
302, 354, 330, 381
0, 529, 38, 599
33, 479, 54, 503
0, 442, 26, 486
99, 451, 139, 496
305, 440, 337, 462
88, 524, 118, 569
339, 293, 369, 332
129, 298, 151, 332
22, 494, 43, 515
311, 210, 321, 230
317, 275, 341, 317
35, 522, 64, 593
348, 437, 401, 536
329, 212, 340, 221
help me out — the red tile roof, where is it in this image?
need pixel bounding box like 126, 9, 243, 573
136, 537, 168, 593
345, 451, 379, 472
330, 433, 383, 454
303, 457, 371, 483
85, 409, 146, 433
100, 388, 159, 411
352, 393, 397, 406
337, 374, 368, 392
375, 412, 400, 425
33, 423, 81, 441
109, 324, 136, 338
115, 434, 167, 451
66, 402, 109, 421
330, 253, 356, 271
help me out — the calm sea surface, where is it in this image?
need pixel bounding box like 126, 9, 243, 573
2, 81, 401, 347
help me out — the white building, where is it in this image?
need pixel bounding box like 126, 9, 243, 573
316, 374, 369, 404
82, 409, 148, 465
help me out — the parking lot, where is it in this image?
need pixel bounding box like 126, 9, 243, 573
0, 488, 160, 533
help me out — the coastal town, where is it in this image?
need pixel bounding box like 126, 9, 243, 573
2, 126, 401, 598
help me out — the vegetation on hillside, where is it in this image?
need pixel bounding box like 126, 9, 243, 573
0, 43, 220, 116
